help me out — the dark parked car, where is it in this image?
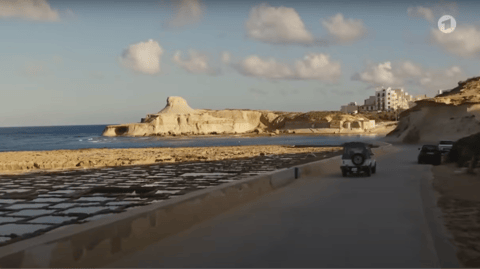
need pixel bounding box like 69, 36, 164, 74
418, 145, 442, 165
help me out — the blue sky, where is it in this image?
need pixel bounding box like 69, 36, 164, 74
0, 0, 479, 127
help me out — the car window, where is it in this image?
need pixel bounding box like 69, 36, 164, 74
343, 146, 370, 159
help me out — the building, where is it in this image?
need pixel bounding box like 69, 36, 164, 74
375, 87, 397, 111
415, 94, 427, 100
341, 88, 427, 113
341, 119, 376, 130
408, 94, 427, 108
393, 88, 409, 110
375, 87, 420, 111
358, 96, 376, 112
340, 102, 359, 113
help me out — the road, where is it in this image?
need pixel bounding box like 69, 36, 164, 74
105, 146, 444, 267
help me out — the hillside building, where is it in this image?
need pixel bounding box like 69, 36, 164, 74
340, 102, 359, 113
358, 96, 376, 112
340, 88, 428, 113
375, 87, 419, 111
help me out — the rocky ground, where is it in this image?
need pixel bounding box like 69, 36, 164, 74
435, 76, 480, 105
289, 121, 396, 135
0, 149, 341, 247
432, 163, 480, 267
387, 76, 480, 143
0, 145, 342, 175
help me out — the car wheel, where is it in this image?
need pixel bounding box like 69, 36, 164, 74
372, 164, 376, 174
342, 169, 347, 177
352, 154, 365, 166
365, 167, 371, 177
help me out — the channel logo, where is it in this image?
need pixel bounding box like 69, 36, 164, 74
438, 15, 456, 34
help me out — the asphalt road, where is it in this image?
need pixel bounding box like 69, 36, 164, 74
106, 146, 443, 268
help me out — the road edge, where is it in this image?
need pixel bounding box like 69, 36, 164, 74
0, 142, 395, 268
420, 167, 461, 267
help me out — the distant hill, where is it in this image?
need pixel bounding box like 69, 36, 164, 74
387, 77, 480, 143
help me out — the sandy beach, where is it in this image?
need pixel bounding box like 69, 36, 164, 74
432, 163, 480, 267
0, 145, 342, 175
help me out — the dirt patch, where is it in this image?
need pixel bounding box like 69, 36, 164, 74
0, 145, 343, 175
432, 163, 480, 267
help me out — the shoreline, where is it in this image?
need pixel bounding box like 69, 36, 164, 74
0, 126, 395, 154
105, 124, 397, 138
0, 145, 343, 176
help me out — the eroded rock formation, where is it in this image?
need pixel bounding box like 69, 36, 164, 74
103, 96, 380, 137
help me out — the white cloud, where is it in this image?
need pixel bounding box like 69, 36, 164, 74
352, 62, 401, 86
397, 61, 423, 77
352, 60, 467, 94
221, 51, 231, 64
238, 55, 293, 79
407, 6, 434, 23
120, 40, 164, 75
407, 3, 458, 24
430, 25, 480, 57
419, 66, 465, 92
237, 53, 341, 82
164, 0, 204, 29
294, 53, 341, 82
0, 0, 60, 21
172, 50, 214, 74
245, 3, 314, 45
321, 13, 367, 43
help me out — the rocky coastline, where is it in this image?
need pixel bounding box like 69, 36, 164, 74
102, 96, 395, 137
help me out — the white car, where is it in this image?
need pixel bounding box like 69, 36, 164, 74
438, 140, 454, 153
340, 142, 376, 177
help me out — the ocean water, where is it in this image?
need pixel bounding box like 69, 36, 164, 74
0, 125, 382, 152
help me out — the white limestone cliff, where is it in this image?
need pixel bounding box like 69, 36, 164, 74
102, 96, 379, 137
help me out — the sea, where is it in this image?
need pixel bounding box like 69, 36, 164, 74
0, 125, 383, 152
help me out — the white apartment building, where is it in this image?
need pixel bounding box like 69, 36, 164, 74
375, 87, 420, 111
393, 88, 413, 110
340, 102, 359, 113
375, 87, 397, 111
341, 88, 427, 113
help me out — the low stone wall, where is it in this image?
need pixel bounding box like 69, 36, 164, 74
284, 122, 330, 129
0, 143, 395, 268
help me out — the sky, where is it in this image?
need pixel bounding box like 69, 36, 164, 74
1, 0, 480, 127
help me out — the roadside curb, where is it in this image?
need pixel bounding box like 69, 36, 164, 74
420, 169, 461, 267
0, 142, 395, 268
